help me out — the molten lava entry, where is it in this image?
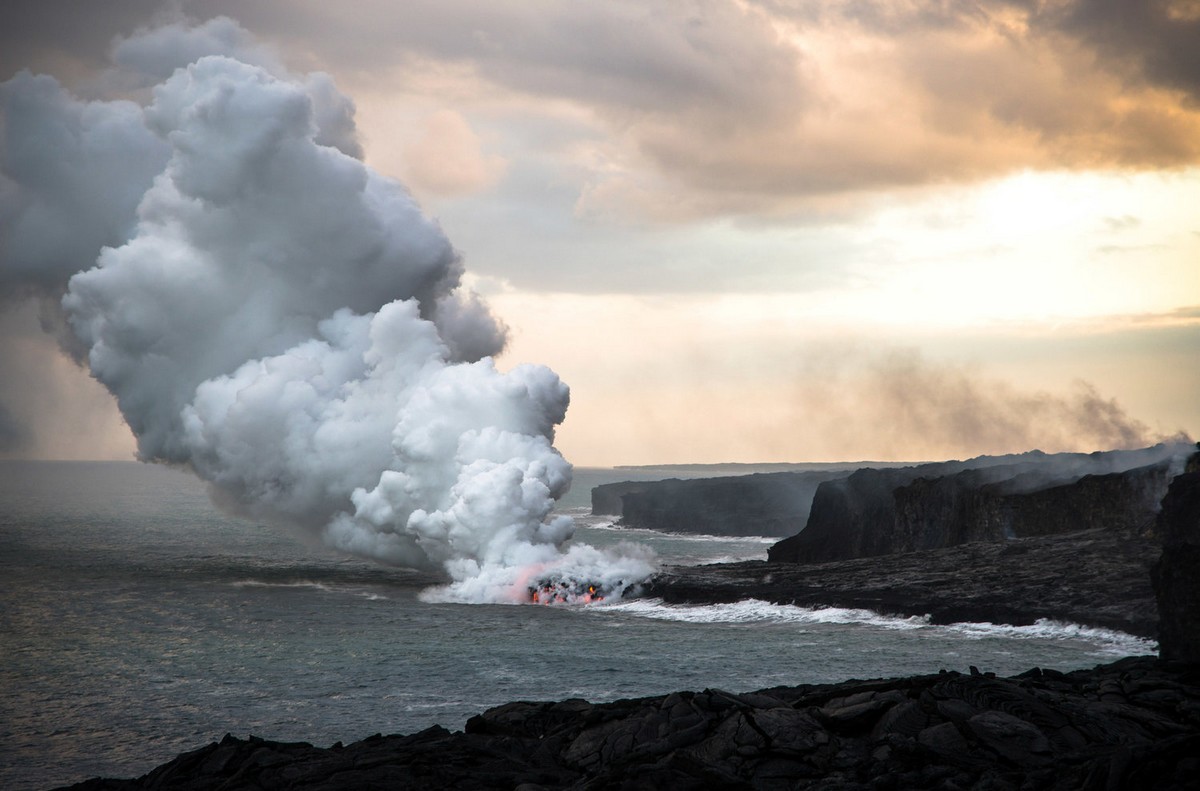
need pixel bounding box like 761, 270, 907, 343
528, 578, 610, 605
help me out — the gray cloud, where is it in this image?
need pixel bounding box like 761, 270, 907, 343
211, 0, 808, 121
0, 70, 168, 297
5, 0, 1200, 220
745, 0, 988, 38
0, 0, 166, 84
111, 13, 281, 83
1043, 0, 1200, 102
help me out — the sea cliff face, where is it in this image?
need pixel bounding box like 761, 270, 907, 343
621, 443, 1196, 637
1153, 452, 1200, 662
592, 471, 846, 537
770, 454, 1179, 564
592, 444, 1188, 546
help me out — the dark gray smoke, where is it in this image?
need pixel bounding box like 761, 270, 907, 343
791, 349, 1183, 461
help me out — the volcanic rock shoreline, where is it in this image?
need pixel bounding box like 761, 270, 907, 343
58, 457, 1200, 789
61, 657, 1200, 790
645, 528, 1162, 638
627, 442, 1200, 639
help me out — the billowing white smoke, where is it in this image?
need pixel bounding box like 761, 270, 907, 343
0, 17, 655, 603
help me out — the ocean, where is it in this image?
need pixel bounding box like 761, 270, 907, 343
0, 461, 1154, 790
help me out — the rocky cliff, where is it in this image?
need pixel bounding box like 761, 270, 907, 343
769, 444, 1189, 564
590, 456, 1032, 538
649, 528, 1161, 637
592, 471, 848, 537
1153, 451, 1200, 662
590, 480, 652, 516
593, 444, 1188, 542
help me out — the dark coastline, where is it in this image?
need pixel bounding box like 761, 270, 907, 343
61, 656, 1199, 790
56, 459, 1200, 789
646, 528, 1161, 639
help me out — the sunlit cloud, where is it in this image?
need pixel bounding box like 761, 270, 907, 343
1, 1, 1197, 463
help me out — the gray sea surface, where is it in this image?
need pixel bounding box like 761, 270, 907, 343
0, 461, 1155, 789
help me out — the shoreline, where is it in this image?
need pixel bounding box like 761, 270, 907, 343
643, 528, 1161, 639
45, 459, 1200, 789
60, 655, 1200, 790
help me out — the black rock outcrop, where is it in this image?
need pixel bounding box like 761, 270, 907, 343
769, 444, 1188, 564
1153, 450, 1200, 662
590, 458, 1028, 536
649, 528, 1161, 637
593, 471, 848, 537
61, 657, 1200, 790
652, 446, 1198, 636
590, 480, 653, 517
593, 444, 1188, 543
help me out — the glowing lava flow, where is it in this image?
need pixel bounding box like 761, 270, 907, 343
529, 580, 610, 605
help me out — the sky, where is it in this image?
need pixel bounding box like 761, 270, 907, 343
1, 0, 1197, 467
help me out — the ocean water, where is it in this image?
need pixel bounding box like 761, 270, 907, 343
0, 462, 1155, 790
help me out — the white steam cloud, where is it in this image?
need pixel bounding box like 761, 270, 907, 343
0, 17, 654, 603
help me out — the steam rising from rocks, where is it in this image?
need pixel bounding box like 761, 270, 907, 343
792, 349, 1182, 462
0, 17, 654, 602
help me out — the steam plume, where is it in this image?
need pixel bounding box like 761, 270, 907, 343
0, 17, 653, 602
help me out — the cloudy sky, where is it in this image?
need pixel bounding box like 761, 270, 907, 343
2, 0, 1197, 466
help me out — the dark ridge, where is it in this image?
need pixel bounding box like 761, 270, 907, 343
593, 470, 848, 537
647, 446, 1200, 638
769, 456, 1177, 563
592, 443, 1191, 542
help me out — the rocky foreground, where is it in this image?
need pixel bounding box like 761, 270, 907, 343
64, 657, 1199, 790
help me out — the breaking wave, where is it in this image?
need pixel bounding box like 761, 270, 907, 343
598, 598, 1156, 654
944, 619, 1156, 655
598, 598, 931, 628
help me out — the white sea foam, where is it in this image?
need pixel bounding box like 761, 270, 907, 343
231, 578, 399, 604
599, 598, 1157, 654
696, 555, 768, 565
943, 618, 1156, 655
579, 521, 776, 544
662, 533, 777, 544
231, 579, 333, 591
597, 598, 931, 629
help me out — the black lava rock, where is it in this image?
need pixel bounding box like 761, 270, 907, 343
59, 657, 1200, 790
